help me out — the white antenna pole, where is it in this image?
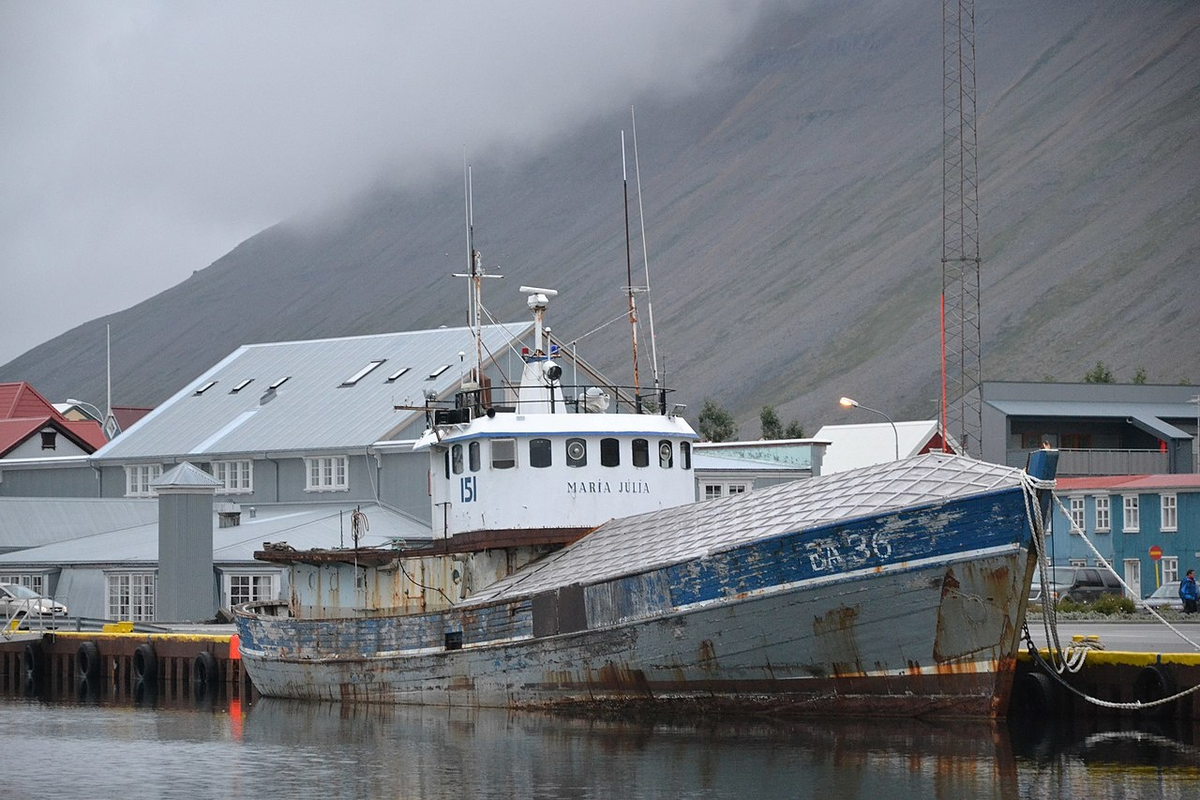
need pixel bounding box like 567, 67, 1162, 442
631, 106, 661, 397
621, 131, 640, 403
105, 324, 112, 417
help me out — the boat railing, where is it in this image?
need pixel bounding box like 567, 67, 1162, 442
443, 384, 679, 420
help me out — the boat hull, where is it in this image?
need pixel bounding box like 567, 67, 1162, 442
237, 481, 1040, 717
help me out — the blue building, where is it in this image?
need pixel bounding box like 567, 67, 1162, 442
1048, 475, 1200, 600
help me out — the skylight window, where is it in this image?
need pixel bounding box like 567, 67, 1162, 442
194, 381, 217, 395
426, 364, 451, 380
230, 379, 254, 394
341, 360, 386, 387
386, 367, 411, 383
269, 376, 291, 390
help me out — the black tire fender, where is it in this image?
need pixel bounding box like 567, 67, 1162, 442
77, 641, 101, 682
133, 642, 158, 683
193, 650, 220, 687
22, 641, 43, 682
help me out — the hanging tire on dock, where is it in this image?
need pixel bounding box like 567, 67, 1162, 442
22, 641, 43, 684
193, 650, 220, 688
1012, 670, 1059, 717
1133, 664, 1176, 715
132, 643, 158, 684
76, 641, 101, 683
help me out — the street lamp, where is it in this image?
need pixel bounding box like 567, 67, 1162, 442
66, 398, 104, 423
67, 398, 119, 438
839, 396, 900, 461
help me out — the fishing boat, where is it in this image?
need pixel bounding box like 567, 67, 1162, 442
233, 285, 1058, 717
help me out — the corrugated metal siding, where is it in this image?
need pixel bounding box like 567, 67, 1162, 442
93, 323, 531, 460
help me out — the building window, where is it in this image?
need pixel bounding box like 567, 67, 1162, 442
0, 574, 43, 594
1068, 559, 1087, 567
529, 438, 552, 468
225, 573, 278, 608
1163, 557, 1179, 585
1069, 496, 1085, 533
1161, 494, 1178, 532
566, 438, 587, 468
1094, 496, 1110, 532
704, 484, 723, 501
600, 438, 620, 467
211, 459, 253, 494
106, 572, 156, 621
40, 430, 57, 450
632, 439, 649, 468
1123, 495, 1140, 533
125, 464, 162, 497
704, 481, 750, 501
491, 439, 516, 470
304, 456, 348, 492
727, 483, 748, 496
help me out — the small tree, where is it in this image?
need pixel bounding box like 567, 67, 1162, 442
760, 405, 783, 439
1084, 361, 1115, 383
1133, 367, 1147, 385
784, 420, 805, 439
698, 399, 738, 442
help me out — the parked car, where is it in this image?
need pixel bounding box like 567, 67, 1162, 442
1142, 581, 1182, 611
0, 583, 68, 622
1027, 566, 1123, 606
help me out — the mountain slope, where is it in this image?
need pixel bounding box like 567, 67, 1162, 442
4, 0, 1198, 436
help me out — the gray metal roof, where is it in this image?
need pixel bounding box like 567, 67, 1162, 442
93, 322, 532, 461
985, 400, 1196, 440
470, 453, 1022, 602
0, 497, 158, 552
154, 462, 223, 488
0, 501, 428, 566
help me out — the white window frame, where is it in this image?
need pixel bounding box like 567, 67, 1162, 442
1068, 558, 1087, 567
703, 480, 751, 501
1068, 496, 1085, 533
1094, 495, 1110, 532
125, 464, 162, 497
1163, 556, 1179, 585
223, 572, 279, 608
105, 571, 156, 621
304, 456, 348, 492
0, 573, 43, 594
212, 459, 254, 494
703, 484, 723, 501
1161, 494, 1178, 532
1122, 494, 1140, 533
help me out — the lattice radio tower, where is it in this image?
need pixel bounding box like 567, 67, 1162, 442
941, 0, 983, 454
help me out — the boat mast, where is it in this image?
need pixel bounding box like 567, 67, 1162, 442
630, 107, 661, 405
622, 131, 641, 404
453, 164, 501, 384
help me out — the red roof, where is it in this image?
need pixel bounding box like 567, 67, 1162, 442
0, 382, 108, 457
1057, 474, 1200, 491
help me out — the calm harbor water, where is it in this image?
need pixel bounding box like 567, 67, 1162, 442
3, 687, 1198, 799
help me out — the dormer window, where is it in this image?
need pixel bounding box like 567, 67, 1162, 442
342, 360, 385, 387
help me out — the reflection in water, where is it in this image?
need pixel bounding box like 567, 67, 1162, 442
2, 687, 1198, 799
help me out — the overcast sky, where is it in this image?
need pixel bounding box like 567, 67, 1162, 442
0, 1, 771, 366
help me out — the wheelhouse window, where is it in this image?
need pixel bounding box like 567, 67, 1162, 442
305, 456, 348, 492
125, 464, 162, 498
1094, 495, 1111, 532
1122, 495, 1140, 532
680, 441, 692, 470
566, 438, 587, 468
658, 440, 673, 468
106, 572, 156, 621
469, 441, 481, 472
529, 438, 552, 468
211, 459, 253, 494
1162, 494, 1178, 531
632, 438, 649, 467
600, 438, 620, 467
452, 444, 464, 475
492, 438, 516, 469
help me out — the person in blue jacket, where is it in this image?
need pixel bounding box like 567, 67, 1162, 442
1180, 569, 1199, 613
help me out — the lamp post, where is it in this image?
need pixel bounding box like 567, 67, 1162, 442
67, 398, 118, 438
839, 396, 900, 461
66, 398, 104, 423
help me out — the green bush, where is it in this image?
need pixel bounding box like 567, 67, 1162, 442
1057, 594, 1136, 615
